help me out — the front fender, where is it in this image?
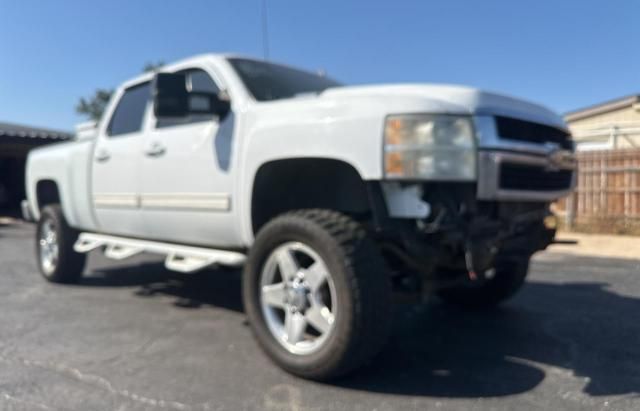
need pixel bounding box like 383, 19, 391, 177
237, 116, 385, 245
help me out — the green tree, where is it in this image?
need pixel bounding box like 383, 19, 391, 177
75, 89, 113, 122
75, 61, 165, 122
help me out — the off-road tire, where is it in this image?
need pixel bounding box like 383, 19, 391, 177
243, 209, 391, 380
36, 204, 86, 283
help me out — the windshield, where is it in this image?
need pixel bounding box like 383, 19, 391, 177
228, 58, 342, 102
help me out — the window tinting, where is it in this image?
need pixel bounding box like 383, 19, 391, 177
156, 69, 220, 129
107, 82, 151, 136
187, 69, 219, 94
228, 58, 342, 102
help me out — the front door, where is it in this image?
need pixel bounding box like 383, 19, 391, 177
139, 68, 238, 247
91, 82, 150, 237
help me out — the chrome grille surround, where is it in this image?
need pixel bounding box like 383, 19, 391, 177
473, 115, 577, 201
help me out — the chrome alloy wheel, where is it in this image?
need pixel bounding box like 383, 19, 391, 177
260, 242, 338, 355
39, 219, 59, 276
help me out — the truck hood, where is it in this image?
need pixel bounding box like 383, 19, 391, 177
320, 84, 566, 129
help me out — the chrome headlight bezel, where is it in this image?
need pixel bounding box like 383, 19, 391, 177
383, 113, 477, 181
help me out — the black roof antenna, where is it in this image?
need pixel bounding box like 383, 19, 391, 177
261, 0, 270, 60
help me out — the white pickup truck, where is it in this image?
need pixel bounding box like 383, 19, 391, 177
24, 54, 575, 379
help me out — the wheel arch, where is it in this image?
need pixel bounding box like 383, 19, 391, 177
249, 158, 372, 236
35, 179, 61, 211
33, 178, 77, 226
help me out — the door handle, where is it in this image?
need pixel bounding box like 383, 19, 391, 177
95, 149, 111, 163
145, 142, 166, 157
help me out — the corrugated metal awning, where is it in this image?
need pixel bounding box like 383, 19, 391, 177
0, 121, 72, 141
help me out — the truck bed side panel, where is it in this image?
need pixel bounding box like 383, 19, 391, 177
26, 140, 98, 231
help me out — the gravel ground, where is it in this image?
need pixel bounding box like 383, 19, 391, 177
1, 221, 640, 411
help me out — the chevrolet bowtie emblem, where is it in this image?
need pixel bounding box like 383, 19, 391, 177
547, 149, 577, 170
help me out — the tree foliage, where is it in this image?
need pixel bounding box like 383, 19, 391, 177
76, 62, 165, 122
75, 89, 113, 122
142, 61, 165, 73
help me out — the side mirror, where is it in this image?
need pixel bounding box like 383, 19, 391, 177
154, 73, 189, 117
153, 73, 231, 119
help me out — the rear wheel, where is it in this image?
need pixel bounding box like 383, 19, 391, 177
36, 205, 86, 283
437, 256, 530, 308
243, 209, 391, 380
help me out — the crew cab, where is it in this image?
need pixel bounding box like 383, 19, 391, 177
24, 54, 575, 380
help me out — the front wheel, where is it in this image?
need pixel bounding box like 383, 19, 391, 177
243, 209, 391, 380
437, 256, 531, 308
36, 204, 86, 283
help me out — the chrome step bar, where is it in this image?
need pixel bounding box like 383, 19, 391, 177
74, 233, 246, 273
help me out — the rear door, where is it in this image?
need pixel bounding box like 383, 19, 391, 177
91, 82, 150, 237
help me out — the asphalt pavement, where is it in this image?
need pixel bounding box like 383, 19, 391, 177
2, 221, 640, 411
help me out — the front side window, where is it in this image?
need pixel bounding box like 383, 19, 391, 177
228, 58, 342, 102
156, 69, 220, 129
107, 82, 151, 136
187, 69, 219, 94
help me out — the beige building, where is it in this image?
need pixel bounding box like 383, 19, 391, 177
565, 94, 640, 150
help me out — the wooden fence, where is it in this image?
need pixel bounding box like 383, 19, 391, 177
557, 149, 640, 228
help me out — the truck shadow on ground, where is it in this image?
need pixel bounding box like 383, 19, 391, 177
80, 257, 640, 399
82, 261, 244, 313
338, 280, 640, 398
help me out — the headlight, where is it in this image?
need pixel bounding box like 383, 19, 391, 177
384, 114, 476, 180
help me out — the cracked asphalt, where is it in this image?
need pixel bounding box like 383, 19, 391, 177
2, 222, 640, 411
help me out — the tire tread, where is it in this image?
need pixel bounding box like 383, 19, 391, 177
244, 209, 391, 380
36, 204, 86, 283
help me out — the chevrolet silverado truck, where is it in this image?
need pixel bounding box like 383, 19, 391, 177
23, 54, 575, 380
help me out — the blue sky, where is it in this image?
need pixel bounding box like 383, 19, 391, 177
1, 0, 638, 131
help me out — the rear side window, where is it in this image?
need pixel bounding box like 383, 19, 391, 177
107, 82, 151, 136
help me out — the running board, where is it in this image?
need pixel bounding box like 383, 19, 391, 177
74, 233, 246, 273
